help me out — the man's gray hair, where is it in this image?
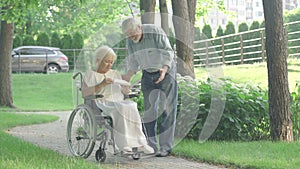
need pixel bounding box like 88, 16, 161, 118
121, 17, 141, 33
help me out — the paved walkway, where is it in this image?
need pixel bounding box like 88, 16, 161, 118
7, 111, 228, 169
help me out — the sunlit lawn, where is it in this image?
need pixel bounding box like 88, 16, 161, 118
195, 58, 300, 92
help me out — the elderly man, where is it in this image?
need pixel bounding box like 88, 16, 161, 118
121, 17, 178, 157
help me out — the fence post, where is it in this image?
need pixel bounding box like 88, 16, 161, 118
73, 49, 76, 71
46, 50, 48, 74
221, 38, 225, 64
18, 52, 21, 73
240, 34, 244, 64
206, 41, 209, 66
261, 30, 265, 62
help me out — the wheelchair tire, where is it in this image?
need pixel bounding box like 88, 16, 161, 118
95, 149, 106, 162
132, 153, 141, 160
66, 104, 96, 158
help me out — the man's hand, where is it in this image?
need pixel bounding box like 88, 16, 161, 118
122, 70, 135, 82
155, 66, 169, 84
121, 85, 131, 95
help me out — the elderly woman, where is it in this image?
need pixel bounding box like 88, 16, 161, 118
82, 45, 154, 154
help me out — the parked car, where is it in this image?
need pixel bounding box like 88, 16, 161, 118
12, 46, 69, 73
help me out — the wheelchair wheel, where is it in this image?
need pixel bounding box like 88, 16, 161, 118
66, 104, 96, 158
95, 149, 106, 162
132, 147, 140, 160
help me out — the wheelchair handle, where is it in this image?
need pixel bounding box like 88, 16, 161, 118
73, 72, 83, 80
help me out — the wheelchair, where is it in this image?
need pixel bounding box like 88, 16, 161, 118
66, 72, 142, 162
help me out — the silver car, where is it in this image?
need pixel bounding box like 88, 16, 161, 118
12, 46, 69, 73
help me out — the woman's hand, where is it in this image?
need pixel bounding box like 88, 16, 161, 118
102, 77, 113, 85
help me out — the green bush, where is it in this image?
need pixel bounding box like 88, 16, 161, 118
23, 35, 35, 46
13, 35, 23, 48
36, 32, 50, 46
50, 32, 61, 48
186, 78, 270, 141
291, 83, 300, 141
133, 77, 300, 141
133, 77, 270, 141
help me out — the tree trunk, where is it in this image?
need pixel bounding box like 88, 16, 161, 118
262, 0, 293, 141
0, 21, 15, 108
159, 0, 169, 36
140, 0, 156, 24
171, 0, 195, 78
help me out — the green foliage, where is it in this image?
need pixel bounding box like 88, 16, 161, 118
215, 26, 224, 37
72, 32, 84, 49
50, 32, 61, 47
13, 35, 23, 48
60, 34, 72, 49
22, 35, 35, 46
184, 78, 269, 141
249, 20, 260, 30
260, 20, 265, 28
36, 32, 50, 46
224, 21, 235, 35
202, 24, 212, 39
291, 83, 300, 141
238, 22, 248, 32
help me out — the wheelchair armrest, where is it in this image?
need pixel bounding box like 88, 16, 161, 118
83, 94, 104, 100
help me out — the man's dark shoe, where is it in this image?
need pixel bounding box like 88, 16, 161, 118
155, 149, 170, 157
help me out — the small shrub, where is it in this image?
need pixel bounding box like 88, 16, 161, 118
50, 32, 61, 48
23, 35, 35, 46
13, 35, 23, 48
291, 83, 300, 141
187, 78, 270, 141
36, 32, 50, 46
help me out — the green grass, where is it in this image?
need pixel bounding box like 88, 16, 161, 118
195, 58, 300, 91
173, 139, 300, 169
0, 112, 106, 169
11, 72, 74, 111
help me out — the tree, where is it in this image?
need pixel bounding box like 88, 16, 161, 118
159, 0, 169, 35
0, 20, 14, 107
262, 0, 293, 141
140, 0, 156, 24
171, 0, 196, 78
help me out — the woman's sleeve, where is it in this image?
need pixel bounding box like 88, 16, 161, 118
84, 71, 105, 87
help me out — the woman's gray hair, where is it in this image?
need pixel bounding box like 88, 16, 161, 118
121, 17, 141, 34
94, 45, 116, 69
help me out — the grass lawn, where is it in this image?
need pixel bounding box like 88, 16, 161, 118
173, 139, 300, 169
195, 58, 300, 92
11, 72, 74, 111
